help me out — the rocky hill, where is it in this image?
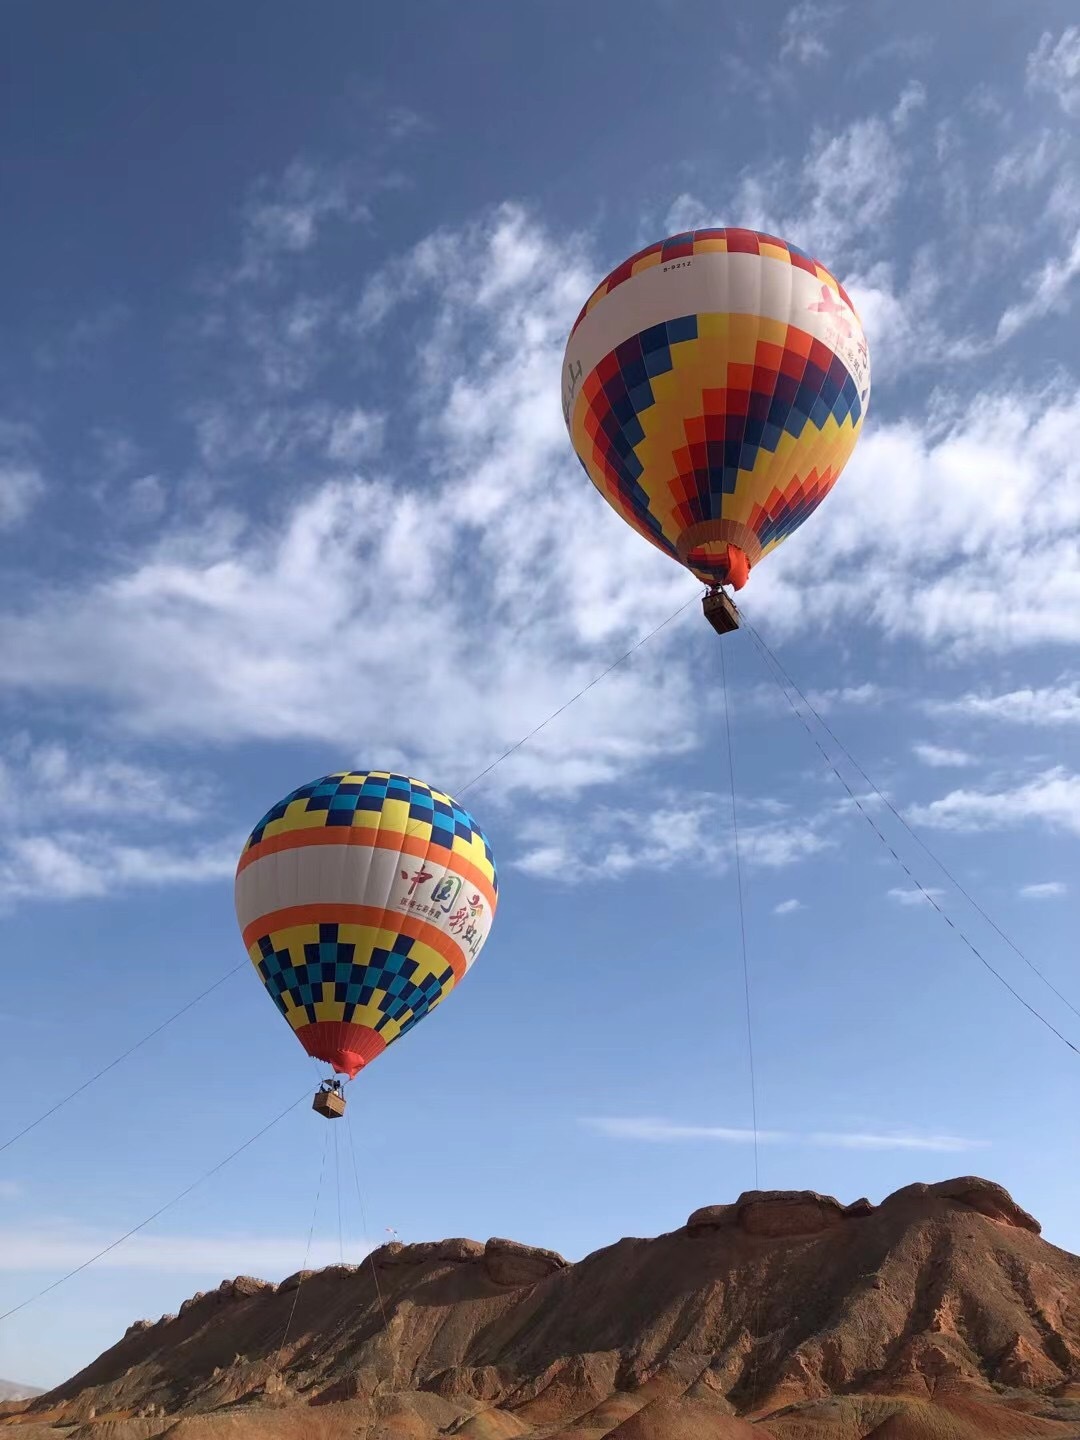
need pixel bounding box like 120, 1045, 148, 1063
3, 1176, 1079, 1439
0, 1383, 43, 1403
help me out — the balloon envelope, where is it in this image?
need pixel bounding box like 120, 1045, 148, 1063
235, 771, 498, 1078
561, 228, 871, 590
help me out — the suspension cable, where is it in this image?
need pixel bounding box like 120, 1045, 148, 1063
454, 593, 699, 798
344, 1106, 391, 1345
0, 1087, 311, 1323
276, 1124, 331, 1371
333, 1123, 344, 1266
0, 596, 698, 1158
721, 636, 764, 1416
0, 963, 247, 1156
742, 622, 1079, 1058
720, 641, 759, 1190
745, 618, 1080, 1024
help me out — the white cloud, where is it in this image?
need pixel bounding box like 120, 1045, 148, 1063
384, 105, 427, 141
325, 407, 385, 464
804, 683, 889, 714
0, 741, 230, 905
773, 898, 803, 915
912, 743, 974, 768
738, 681, 889, 720
891, 81, 927, 129
746, 384, 1080, 653
126, 474, 167, 523
1019, 881, 1068, 899
584, 1118, 778, 1144
992, 130, 1069, 193
1027, 26, 1080, 118
996, 227, 1080, 342
0, 1226, 368, 1276
928, 684, 1080, 725
192, 399, 386, 469
33, 303, 130, 370
0, 833, 236, 904
581, 1117, 985, 1152
806, 1131, 988, 1153
0, 205, 703, 803
663, 100, 912, 267
908, 767, 1080, 836
4, 742, 203, 822
779, 2, 836, 65
513, 797, 831, 884
0, 465, 43, 528
238, 159, 369, 281
887, 886, 945, 906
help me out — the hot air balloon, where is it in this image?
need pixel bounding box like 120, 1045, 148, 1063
561, 228, 871, 634
235, 770, 498, 1116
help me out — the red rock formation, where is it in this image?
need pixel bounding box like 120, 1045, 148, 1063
4, 1177, 1079, 1440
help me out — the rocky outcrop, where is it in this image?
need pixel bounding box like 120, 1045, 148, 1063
687, 1189, 852, 1238
376, 1238, 484, 1266
482, 1237, 567, 1287
736, 1188, 847, 1237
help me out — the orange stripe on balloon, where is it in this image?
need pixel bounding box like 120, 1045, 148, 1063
243, 902, 469, 980
237, 826, 496, 910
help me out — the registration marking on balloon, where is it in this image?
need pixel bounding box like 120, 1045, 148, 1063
235, 771, 498, 1078
561, 227, 871, 593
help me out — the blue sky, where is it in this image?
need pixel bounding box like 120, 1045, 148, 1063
2, 0, 1080, 1391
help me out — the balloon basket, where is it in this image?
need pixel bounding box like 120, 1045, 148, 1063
313, 1082, 347, 1119
703, 588, 740, 636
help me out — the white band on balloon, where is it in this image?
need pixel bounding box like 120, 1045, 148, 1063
561, 250, 870, 433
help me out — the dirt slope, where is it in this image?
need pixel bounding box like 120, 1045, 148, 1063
3, 1176, 1079, 1440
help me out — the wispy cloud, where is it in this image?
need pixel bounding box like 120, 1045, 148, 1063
749, 385, 1080, 654
1019, 881, 1068, 900
0, 422, 45, 529
664, 98, 913, 265
993, 130, 1070, 193
584, 1118, 779, 1144
513, 796, 831, 884
237, 158, 369, 282
0, 465, 44, 528
1027, 26, 1080, 118
995, 227, 1080, 342
807, 1131, 988, 1153
887, 886, 945, 906
1, 742, 204, 823
773, 898, 804, 915
0, 205, 704, 805
891, 81, 927, 129
805, 683, 889, 713
737, 681, 889, 720
912, 743, 974, 768
778, 1, 837, 66
0, 741, 232, 905
0, 1227, 369, 1275
927, 684, 1080, 725
0, 834, 237, 904
33, 302, 130, 371
0, 1180, 21, 1200
581, 1117, 986, 1152
908, 767, 1080, 837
